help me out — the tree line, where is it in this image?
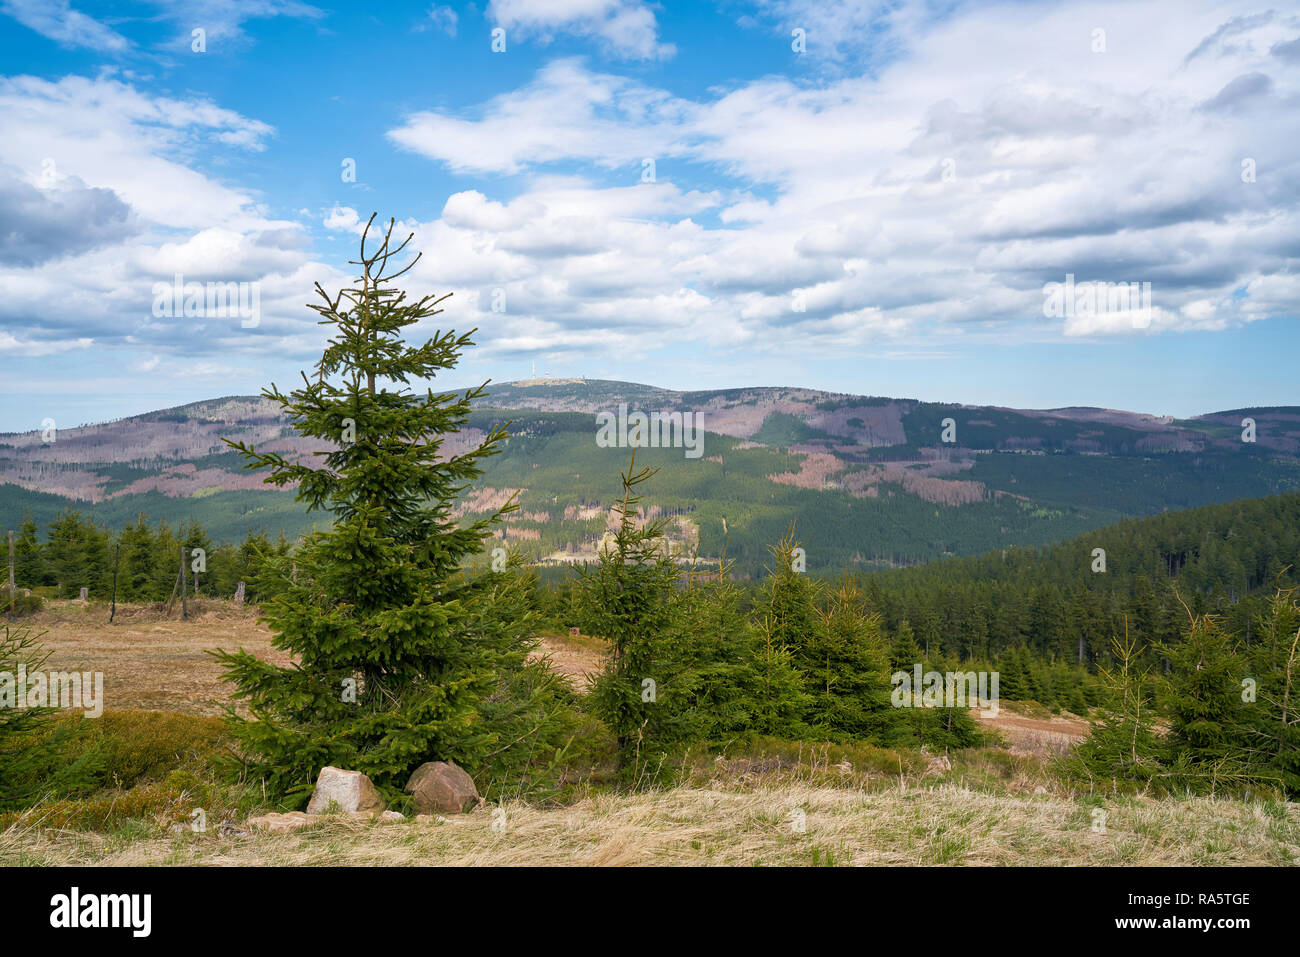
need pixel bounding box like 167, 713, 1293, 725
6, 511, 291, 605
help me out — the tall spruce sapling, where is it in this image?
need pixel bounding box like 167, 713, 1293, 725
0, 625, 61, 809
805, 578, 903, 745
677, 551, 805, 741
759, 530, 821, 671
1159, 594, 1256, 792
581, 446, 689, 782
1062, 621, 1162, 789
749, 532, 816, 735
673, 555, 755, 740
215, 214, 518, 803
1246, 580, 1300, 795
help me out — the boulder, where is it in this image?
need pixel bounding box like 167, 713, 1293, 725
306, 766, 385, 815
249, 811, 311, 832
925, 755, 952, 775
405, 761, 480, 814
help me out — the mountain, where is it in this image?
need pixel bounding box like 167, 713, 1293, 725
2, 379, 1298, 577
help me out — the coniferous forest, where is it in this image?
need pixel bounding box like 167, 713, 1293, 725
4, 221, 1298, 821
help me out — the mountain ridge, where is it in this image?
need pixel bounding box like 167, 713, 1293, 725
2, 379, 1298, 575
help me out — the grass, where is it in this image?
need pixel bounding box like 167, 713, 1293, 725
4, 779, 1296, 866
2, 710, 1297, 866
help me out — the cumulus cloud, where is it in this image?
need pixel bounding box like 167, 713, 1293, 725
0, 75, 333, 359
388, 58, 695, 175
0, 166, 135, 265
383, 0, 1300, 358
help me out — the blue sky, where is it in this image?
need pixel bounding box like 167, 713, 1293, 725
0, 0, 1297, 431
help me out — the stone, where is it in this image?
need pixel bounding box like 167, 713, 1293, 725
249, 811, 311, 832
306, 766, 385, 815
405, 761, 480, 814
925, 755, 952, 775
378, 810, 405, 823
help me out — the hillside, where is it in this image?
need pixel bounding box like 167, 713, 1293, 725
2, 380, 1298, 576
853, 491, 1300, 667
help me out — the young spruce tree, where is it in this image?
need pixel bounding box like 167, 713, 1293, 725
580, 449, 689, 782
216, 215, 516, 803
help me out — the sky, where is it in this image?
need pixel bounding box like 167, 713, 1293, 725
0, 0, 1296, 432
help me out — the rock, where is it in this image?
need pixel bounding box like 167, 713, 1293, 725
405, 761, 480, 814
306, 767, 385, 815
925, 755, 952, 775
249, 811, 311, 832
378, 810, 405, 823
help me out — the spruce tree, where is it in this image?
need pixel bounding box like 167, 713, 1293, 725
12, 516, 45, 589
1248, 583, 1300, 795
117, 515, 155, 601
215, 215, 517, 802
1063, 623, 1162, 790
675, 558, 764, 740
752, 612, 811, 737
758, 530, 821, 674
1160, 602, 1253, 791
805, 578, 902, 744
580, 449, 688, 781
888, 619, 923, 673
750, 530, 819, 735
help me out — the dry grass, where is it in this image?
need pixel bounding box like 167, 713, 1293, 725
22, 599, 287, 715
3, 781, 1296, 866
24, 602, 600, 713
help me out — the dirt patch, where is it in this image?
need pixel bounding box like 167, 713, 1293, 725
534, 631, 607, 689
974, 706, 1089, 758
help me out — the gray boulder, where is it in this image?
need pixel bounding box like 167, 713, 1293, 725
306, 766, 385, 815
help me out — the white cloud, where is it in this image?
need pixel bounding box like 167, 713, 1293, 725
0, 0, 129, 53
384, 0, 1300, 356
0, 0, 324, 53
425, 4, 458, 36
0, 330, 93, 355
0, 75, 335, 359
389, 58, 694, 175
487, 0, 674, 60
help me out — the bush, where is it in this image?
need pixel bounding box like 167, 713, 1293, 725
2, 592, 44, 616
0, 710, 231, 809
